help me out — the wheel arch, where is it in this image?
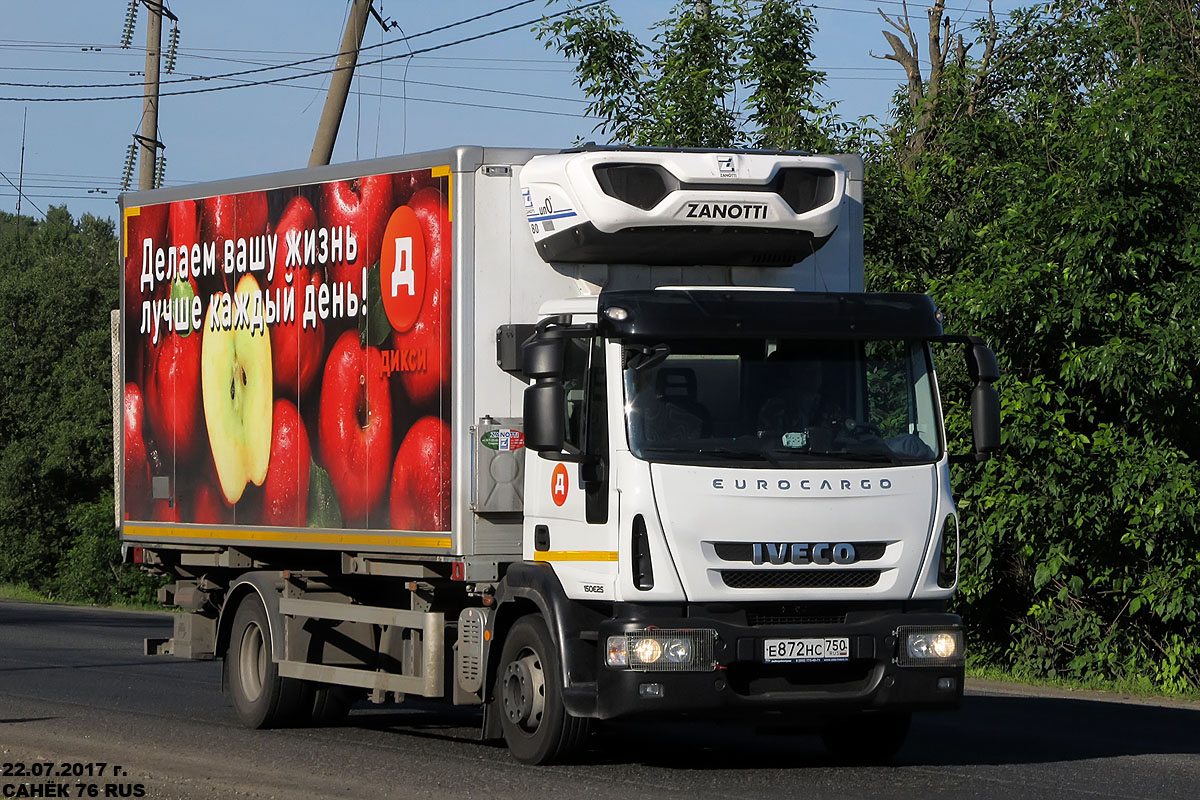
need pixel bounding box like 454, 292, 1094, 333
486, 561, 605, 721
216, 571, 285, 664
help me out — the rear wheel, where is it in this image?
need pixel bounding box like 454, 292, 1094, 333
225, 593, 308, 728
821, 711, 911, 762
308, 684, 358, 726
495, 615, 591, 764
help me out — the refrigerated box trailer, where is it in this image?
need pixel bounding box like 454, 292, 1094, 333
116, 145, 1001, 764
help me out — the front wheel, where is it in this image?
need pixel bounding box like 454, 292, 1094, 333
494, 615, 591, 764
225, 593, 308, 728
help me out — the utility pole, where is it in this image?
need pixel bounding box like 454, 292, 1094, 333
16, 108, 26, 217
309, 0, 373, 168
138, 1, 163, 191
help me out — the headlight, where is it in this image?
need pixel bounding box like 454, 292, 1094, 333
606, 629, 716, 671
634, 637, 663, 664
896, 627, 963, 666
663, 639, 692, 664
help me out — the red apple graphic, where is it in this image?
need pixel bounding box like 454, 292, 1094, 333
392, 169, 437, 207
152, 497, 183, 523
168, 198, 199, 250
389, 416, 451, 531
318, 330, 393, 526
192, 479, 234, 524
393, 186, 452, 409
143, 273, 204, 465
166, 198, 213, 297
200, 191, 269, 292
320, 175, 393, 289
124, 202, 169, 343
260, 399, 312, 527
123, 383, 153, 520
268, 196, 325, 397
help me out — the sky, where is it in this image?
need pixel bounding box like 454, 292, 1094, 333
0, 0, 1026, 223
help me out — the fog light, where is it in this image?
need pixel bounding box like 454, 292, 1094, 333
638, 682, 664, 698
634, 637, 663, 664
906, 631, 958, 659
607, 629, 718, 671
663, 639, 692, 664
896, 627, 963, 666
931, 633, 957, 658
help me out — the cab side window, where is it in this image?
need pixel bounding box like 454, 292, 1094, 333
560, 337, 607, 523
562, 339, 590, 454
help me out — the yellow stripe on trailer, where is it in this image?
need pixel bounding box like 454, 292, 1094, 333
123, 524, 451, 551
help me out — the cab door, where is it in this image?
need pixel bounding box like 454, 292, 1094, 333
522, 333, 619, 600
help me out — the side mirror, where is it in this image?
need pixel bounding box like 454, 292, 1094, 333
971, 383, 1001, 455
524, 382, 565, 453
967, 343, 1000, 460
523, 337, 565, 380
968, 344, 999, 383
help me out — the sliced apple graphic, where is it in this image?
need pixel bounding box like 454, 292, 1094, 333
201, 274, 274, 504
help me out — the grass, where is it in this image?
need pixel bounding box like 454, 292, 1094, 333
0, 583, 50, 604
966, 661, 1200, 703
0, 582, 164, 612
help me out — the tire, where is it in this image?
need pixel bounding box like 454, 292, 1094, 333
494, 615, 591, 764
821, 711, 911, 762
308, 684, 358, 726
225, 593, 308, 728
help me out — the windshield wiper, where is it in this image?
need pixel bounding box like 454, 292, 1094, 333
802, 449, 901, 464
699, 446, 784, 468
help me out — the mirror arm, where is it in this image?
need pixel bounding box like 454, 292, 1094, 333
537, 320, 598, 341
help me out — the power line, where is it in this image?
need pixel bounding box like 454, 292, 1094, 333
0, 59, 902, 78
0, 2, 606, 103
0, 169, 150, 181
0, 0, 547, 90
0, 39, 573, 66
817, 0, 1052, 23
165, 68, 591, 118
0, 169, 46, 217
166, 63, 589, 105
0, 190, 116, 203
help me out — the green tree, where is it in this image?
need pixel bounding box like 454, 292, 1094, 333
0, 208, 146, 603
866, 0, 1200, 690
539, 0, 844, 151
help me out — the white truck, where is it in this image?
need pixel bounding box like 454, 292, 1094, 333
116, 145, 1000, 764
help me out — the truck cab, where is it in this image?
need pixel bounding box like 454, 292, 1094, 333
483, 147, 1000, 762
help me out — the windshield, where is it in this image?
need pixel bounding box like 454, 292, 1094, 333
623, 337, 941, 467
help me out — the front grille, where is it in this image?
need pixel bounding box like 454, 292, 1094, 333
720, 569, 881, 590
745, 610, 848, 626
713, 542, 888, 563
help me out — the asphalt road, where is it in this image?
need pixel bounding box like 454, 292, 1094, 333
1, 600, 1197, 800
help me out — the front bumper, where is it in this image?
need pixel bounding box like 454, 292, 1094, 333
591, 604, 963, 721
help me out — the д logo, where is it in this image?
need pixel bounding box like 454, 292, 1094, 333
551, 463, 569, 507
380, 204, 427, 333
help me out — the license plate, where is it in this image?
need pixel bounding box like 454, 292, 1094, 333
763, 637, 850, 663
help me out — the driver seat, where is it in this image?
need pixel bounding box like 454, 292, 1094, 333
656, 367, 712, 437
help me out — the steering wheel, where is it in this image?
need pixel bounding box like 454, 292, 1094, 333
836, 418, 882, 437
